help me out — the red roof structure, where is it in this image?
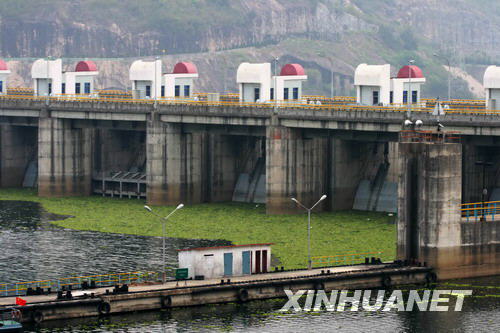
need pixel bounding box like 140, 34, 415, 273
280, 63, 305, 76
177, 243, 273, 252
397, 65, 424, 79
75, 60, 98, 72
173, 62, 198, 74
0, 59, 8, 71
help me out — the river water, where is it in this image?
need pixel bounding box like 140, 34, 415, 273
1, 200, 499, 332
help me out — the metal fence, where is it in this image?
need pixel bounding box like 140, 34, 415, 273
0, 271, 158, 297
461, 201, 500, 222
311, 252, 383, 267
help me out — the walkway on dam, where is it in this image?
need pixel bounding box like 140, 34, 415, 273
0, 263, 388, 307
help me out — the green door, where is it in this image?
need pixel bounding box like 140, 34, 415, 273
224, 252, 233, 276
242, 251, 251, 275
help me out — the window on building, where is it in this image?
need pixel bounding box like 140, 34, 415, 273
161, 85, 165, 97
75, 83, 81, 94
184, 85, 190, 97
61, 83, 65, 94
254, 87, 260, 102
293, 87, 299, 100
84, 82, 91, 94
0, 80, 3, 92
145, 85, 151, 97
270, 88, 274, 100
175, 85, 180, 97
390, 91, 393, 104
412, 90, 418, 103
284, 88, 289, 100
403, 91, 408, 104
48, 83, 52, 95
372, 90, 379, 105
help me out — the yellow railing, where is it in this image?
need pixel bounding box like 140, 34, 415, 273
461, 200, 500, 222
0, 271, 158, 297
312, 251, 383, 267
2, 93, 500, 114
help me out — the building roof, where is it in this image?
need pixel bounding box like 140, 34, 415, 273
236, 62, 271, 84
484, 65, 500, 89
177, 243, 273, 252
0, 59, 8, 71
280, 63, 305, 76
129, 59, 161, 81
354, 63, 391, 86
173, 62, 197, 74
397, 65, 424, 79
75, 60, 97, 72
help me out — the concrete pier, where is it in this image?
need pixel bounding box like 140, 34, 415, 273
397, 142, 500, 279
0, 124, 37, 187
38, 117, 92, 197
0, 264, 431, 324
265, 126, 328, 214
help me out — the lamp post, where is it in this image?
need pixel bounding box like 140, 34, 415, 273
433, 53, 451, 101
45, 56, 53, 105
291, 194, 327, 270
407, 59, 415, 118
273, 57, 279, 108
144, 203, 184, 282
154, 56, 160, 106
475, 161, 493, 222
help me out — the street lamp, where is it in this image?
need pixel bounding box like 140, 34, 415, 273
144, 203, 184, 282
433, 53, 451, 101
291, 194, 327, 270
475, 161, 493, 222
273, 57, 279, 109
407, 59, 415, 118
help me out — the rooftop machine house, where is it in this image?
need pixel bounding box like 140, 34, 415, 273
129, 59, 162, 99
0, 59, 10, 95
484, 65, 500, 110
237, 62, 272, 103
31, 58, 63, 96
390, 65, 426, 105
354, 63, 391, 106
178, 243, 272, 280
62, 60, 99, 95
162, 62, 199, 99
272, 64, 308, 102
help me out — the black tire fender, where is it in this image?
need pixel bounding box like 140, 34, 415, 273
160, 295, 172, 308
314, 281, 325, 291
31, 310, 44, 324
381, 275, 392, 288
97, 302, 111, 316
425, 272, 437, 286
237, 288, 249, 302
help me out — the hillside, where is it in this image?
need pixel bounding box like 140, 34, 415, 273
1, 0, 499, 98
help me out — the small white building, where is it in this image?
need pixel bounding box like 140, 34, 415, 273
178, 243, 272, 279
272, 64, 308, 101
390, 65, 426, 105
62, 60, 99, 95
354, 64, 391, 106
484, 65, 500, 110
129, 59, 162, 99
237, 62, 272, 103
31, 58, 63, 96
162, 62, 198, 99
0, 59, 10, 95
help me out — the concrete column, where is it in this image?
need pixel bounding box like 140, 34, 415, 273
38, 117, 92, 197
146, 120, 207, 205
397, 142, 462, 275
0, 125, 37, 187
266, 126, 328, 214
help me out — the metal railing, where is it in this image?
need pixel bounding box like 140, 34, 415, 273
399, 130, 461, 143
461, 200, 500, 222
1, 93, 500, 115
0, 271, 158, 297
311, 251, 383, 267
